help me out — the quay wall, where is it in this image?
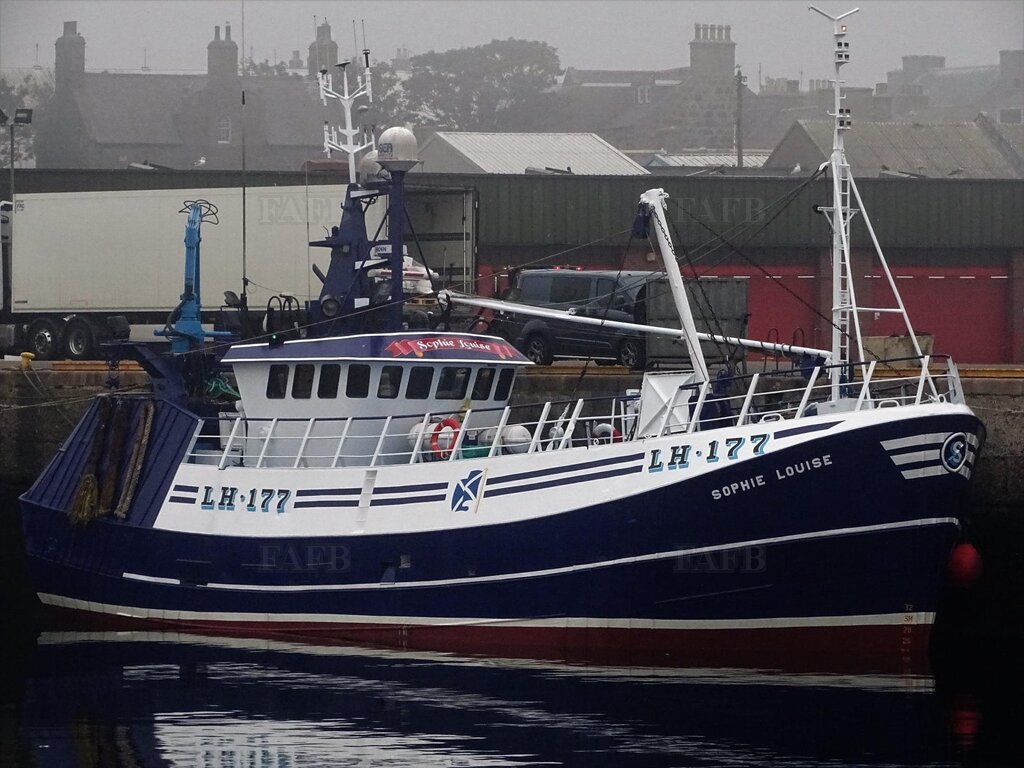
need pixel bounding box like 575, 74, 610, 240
1, 364, 1022, 509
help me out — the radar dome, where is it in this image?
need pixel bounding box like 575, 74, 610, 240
358, 150, 383, 181
376, 126, 419, 172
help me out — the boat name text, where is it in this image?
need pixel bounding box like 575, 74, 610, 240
711, 454, 833, 500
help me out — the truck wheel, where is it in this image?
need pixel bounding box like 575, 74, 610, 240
64, 318, 97, 360
26, 318, 64, 361
522, 334, 553, 365
618, 338, 645, 370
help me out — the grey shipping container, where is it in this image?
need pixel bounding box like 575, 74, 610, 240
640, 277, 749, 369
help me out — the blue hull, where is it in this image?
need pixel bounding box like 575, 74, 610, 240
20, 402, 981, 672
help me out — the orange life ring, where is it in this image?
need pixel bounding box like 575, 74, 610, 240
430, 417, 462, 460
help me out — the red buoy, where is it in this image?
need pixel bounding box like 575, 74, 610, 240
947, 542, 983, 589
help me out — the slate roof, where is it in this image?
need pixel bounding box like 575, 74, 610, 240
245, 76, 333, 146
75, 73, 204, 145
419, 132, 649, 175
769, 119, 1021, 179
71, 71, 332, 148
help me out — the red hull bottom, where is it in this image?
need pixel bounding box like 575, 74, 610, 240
39, 604, 933, 675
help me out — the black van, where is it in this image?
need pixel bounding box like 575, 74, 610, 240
490, 268, 656, 368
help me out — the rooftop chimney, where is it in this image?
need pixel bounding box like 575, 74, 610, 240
690, 21, 736, 79
55, 20, 86, 90
208, 22, 238, 80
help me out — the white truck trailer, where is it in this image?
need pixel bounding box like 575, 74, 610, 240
2, 185, 359, 359
0, 183, 475, 360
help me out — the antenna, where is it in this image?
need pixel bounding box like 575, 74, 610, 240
318, 46, 374, 184
141, 47, 150, 72
241, 1, 249, 307
313, 15, 320, 73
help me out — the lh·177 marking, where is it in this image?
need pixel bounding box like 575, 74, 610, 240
201, 486, 293, 514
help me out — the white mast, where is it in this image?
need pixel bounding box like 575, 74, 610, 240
318, 51, 374, 184
809, 6, 925, 397
809, 6, 860, 396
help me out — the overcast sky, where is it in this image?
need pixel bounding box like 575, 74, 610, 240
1, 0, 1021, 91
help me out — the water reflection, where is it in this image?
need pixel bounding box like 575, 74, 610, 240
9, 631, 975, 767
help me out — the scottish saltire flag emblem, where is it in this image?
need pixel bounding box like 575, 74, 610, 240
451, 470, 485, 512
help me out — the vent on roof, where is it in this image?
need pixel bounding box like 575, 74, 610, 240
524, 166, 573, 175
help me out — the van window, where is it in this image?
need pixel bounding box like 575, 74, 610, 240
518, 274, 553, 304
318, 364, 341, 398
551, 274, 590, 306
595, 277, 632, 311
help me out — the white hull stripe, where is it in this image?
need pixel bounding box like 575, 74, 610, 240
37, 592, 936, 631
881, 430, 978, 480
122, 517, 958, 593
880, 432, 948, 451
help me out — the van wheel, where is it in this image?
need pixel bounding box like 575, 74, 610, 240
618, 338, 645, 370
522, 334, 553, 365
64, 318, 97, 360
26, 318, 64, 361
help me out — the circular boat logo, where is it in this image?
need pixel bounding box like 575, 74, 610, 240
941, 432, 969, 473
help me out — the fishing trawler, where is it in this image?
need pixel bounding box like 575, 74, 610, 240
19, 8, 984, 672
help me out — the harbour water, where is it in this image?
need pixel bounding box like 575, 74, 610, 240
3, 483, 1021, 767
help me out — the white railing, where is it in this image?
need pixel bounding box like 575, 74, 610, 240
184, 355, 963, 469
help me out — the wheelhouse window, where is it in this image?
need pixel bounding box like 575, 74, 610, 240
406, 367, 434, 399
494, 368, 515, 400
346, 364, 371, 398
436, 366, 471, 400
292, 364, 314, 399
266, 364, 289, 399
377, 365, 403, 399
318, 364, 341, 398
471, 367, 496, 400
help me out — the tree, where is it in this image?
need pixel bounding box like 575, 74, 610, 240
0, 71, 54, 168
359, 59, 406, 134
242, 57, 295, 77
402, 39, 561, 131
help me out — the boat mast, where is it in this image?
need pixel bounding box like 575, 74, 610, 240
811, 7, 927, 396
810, 6, 861, 396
